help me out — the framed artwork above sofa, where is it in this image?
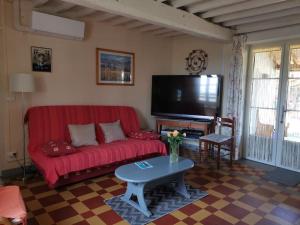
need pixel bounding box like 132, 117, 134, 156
96, 48, 135, 86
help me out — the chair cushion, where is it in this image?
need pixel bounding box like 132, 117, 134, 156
43, 141, 77, 157
200, 133, 232, 143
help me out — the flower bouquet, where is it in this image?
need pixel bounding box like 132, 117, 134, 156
167, 130, 186, 163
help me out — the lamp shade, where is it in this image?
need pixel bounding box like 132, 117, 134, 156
10, 73, 35, 93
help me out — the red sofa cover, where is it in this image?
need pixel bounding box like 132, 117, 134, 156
26, 105, 166, 187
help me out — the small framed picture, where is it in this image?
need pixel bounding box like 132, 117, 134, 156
31, 46, 52, 72
96, 48, 135, 85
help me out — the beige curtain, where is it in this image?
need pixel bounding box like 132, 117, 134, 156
226, 35, 248, 159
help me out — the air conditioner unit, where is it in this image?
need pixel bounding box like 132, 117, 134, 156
31, 11, 85, 40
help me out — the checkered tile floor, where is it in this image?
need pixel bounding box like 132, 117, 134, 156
11, 150, 300, 225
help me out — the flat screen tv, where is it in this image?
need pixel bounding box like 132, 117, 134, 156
151, 75, 223, 121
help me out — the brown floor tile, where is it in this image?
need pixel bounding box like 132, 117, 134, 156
154, 214, 180, 225
180, 204, 201, 216
13, 150, 300, 225
30, 184, 50, 195
73, 221, 90, 225
71, 186, 94, 197
98, 210, 123, 224
81, 211, 95, 219
204, 206, 218, 213
227, 178, 248, 187
254, 187, 276, 198
97, 179, 118, 188
39, 194, 65, 207
49, 205, 78, 222
213, 184, 235, 196
284, 197, 300, 210
82, 196, 105, 209
222, 204, 249, 219
201, 195, 220, 205
239, 194, 264, 208
182, 217, 197, 225
201, 214, 232, 225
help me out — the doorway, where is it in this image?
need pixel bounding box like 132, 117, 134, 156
245, 43, 300, 172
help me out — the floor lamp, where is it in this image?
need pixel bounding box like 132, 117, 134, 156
10, 73, 35, 181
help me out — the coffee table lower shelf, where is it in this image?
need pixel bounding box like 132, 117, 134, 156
121, 172, 191, 217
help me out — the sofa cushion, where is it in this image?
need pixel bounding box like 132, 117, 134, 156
128, 130, 160, 140
99, 120, 126, 143
68, 124, 98, 147
43, 140, 77, 157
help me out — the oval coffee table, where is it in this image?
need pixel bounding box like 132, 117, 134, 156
115, 156, 194, 217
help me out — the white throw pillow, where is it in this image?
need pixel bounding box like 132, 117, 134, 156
99, 120, 126, 143
68, 123, 98, 147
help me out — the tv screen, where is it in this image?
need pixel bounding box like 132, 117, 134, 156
151, 75, 222, 120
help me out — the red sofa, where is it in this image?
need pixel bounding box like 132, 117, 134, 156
26, 105, 167, 187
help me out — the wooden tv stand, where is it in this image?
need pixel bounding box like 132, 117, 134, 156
156, 118, 213, 136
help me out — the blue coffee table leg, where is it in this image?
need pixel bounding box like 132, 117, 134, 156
121, 182, 152, 217
174, 172, 190, 198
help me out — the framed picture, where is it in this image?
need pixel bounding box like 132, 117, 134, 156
96, 48, 135, 85
31, 46, 52, 72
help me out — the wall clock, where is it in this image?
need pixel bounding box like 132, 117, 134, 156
185, 49, 208, 75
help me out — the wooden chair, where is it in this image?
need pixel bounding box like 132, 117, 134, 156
199, 117, 235, 169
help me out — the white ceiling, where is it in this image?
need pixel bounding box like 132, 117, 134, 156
167, 0, 300, 34
31, 0, 300, 40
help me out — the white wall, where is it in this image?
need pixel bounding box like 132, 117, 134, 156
171, 36, 231, 115
1, 0, 172, 170
0, 0, 232, 171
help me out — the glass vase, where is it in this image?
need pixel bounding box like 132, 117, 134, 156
169, 144, 179, 163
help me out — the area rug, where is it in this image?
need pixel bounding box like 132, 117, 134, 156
263, 167, 300, 187
105, 185, 208, 225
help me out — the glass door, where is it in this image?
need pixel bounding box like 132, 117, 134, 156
245, 47, 282, 165
276, 45, 300, 171
245, 44, 300, 172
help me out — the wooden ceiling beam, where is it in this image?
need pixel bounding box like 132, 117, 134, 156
138, 25, 161, 32
97, 14, 119, 22
247, 24, 300, 44
170, 0, 204, 8
80, 11, 105, 20
107, 17, 132, 26
202, 0, 285, 18
35, 0, 76, 14
188, 0, 245, 14
236, 14, 300, 34
153, 29, 174, 35
143, 27, 165, 33
224, 7, 300, 27
126, 21, 148, 29
62, 0, 232, 41
213, 0, 300, 23
32, 0, 49, 8
158, 30, 179, 36
163, 32, 185, 38
59, 6, 96, 18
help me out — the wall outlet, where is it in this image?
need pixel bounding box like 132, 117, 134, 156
7, 151, 17, 161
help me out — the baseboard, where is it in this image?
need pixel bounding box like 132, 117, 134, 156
1, 165, 37, 178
